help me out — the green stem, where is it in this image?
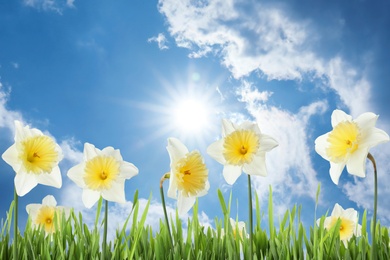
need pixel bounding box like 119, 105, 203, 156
367, 153, 377, 260
248, 174, 253, 260
160, 173, 174, 248
13, 188, 18, 260
101, 199, 108, 260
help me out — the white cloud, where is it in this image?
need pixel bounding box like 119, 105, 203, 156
23, 0, 75, 14
235, 81, 328, 211
0, 83, 23, 132
148, 33, 169, 50
157, 0, 373, 120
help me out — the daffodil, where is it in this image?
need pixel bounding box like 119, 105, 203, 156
2, 120, 63, 196
207, 119, 278, 185
315, 109, 389, 184
166, 138, 209, 215
221, 218, 247, 239
26, 195, 70, 234
317, 203, 361, 245
67, 143, 138, 208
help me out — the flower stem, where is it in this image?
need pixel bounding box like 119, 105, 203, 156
367, 153, 377, 260
13, 187, 18, 260
101, 199, 108, 260
160, 173, 173, 248
248, 174, 253, 260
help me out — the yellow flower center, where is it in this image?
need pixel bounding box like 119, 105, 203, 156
326, 121, 360, 163
19, 135, 59, 174
84, 156, 120, 191
223, 129, 259, 165
36, 206, 56, 233
329, 217, 355, 241
174, 151, 208, 197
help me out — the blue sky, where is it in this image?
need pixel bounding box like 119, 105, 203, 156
1, 0, 390, 236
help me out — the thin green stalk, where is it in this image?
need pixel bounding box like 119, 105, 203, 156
160, 173, 173, 248
248, 174, 253, 260
101, 199, 108, 260
13, 188, 18, 260
367, 153, 377, 260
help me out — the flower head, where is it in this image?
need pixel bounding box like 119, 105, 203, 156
207, 119, 278, 185
221, 218, 247, 239
166, 138, 209, 215
315, 110, 389, 184
26, 195, 70, 234
2, 121, 63, 196
317, 203, 361, 245
67, 143, 138, 208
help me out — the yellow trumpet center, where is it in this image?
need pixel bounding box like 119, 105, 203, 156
223, 129, 259, 165
326, 121, 360, 163
36, 206, 56, 233
19, 135, 59, 174
329, 217, 355, 241
84, 156, 120, 191
174, 151, 208, 197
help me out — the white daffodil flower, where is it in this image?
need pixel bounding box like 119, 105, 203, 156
26, 195, 70, 234
315, 109, 389, 185
67, 143, 138, 208
317, 203, 361, 246
221, 218, 247, 238
207, 119, 278, 185
2, 120, 63, 196
166, 138, 209, 215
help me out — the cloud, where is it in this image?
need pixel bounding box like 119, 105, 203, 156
157, 0, 373, 119
235, 81, 328, 213
148, 33, 169, 50
0, 82, 23, 132
23, 0, 75, 14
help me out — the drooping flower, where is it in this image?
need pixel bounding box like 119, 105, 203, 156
166, 138, 209, 215
2, 120, 63, 196
317, 203, 361, 245
67, 143, 138, 208
26, 195, 70, 234
315, 109, 389, 184
207, 119, 278, 185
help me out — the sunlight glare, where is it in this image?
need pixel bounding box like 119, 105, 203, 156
173, 99, 209, 134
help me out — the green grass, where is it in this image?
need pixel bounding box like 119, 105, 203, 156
1, 187, 389, 259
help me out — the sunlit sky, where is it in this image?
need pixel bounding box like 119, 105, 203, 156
1, 0, 390, 236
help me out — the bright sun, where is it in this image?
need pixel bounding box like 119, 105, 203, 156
173, 99, 209, 134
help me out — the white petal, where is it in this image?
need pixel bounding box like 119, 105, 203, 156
166, 138, 188, 164
42, 195, 57, 207
26, 203, 41, 220
314, 133, 330, 160
67, 163, 86, 188
223, 165, 242, 185
82, 189, 101, 209
243, 153, 267, 177
120, 161, 139, 179
14, 172, 38, 196
36, 166, 62, 188
102, 181, 126, 203
84, 143, 99, 160
346, 148, 367, 178
329, 162, 345, 185
355, 112, 378, 130
331, 203, 344, 217
238, 121, 254, 131
323, 216, 332, 229
342, 208, 358, 221
55, 143, 64, 162
167, 173, 178, 199
331, 110, 352, 127
1, 144, 21, 173
361, 127, 390, 149
206, 139, 226, 164
222, 119, 235, 136
14, 120, 30, 142
258, 134, 278, 152
177, 193, 195, 215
